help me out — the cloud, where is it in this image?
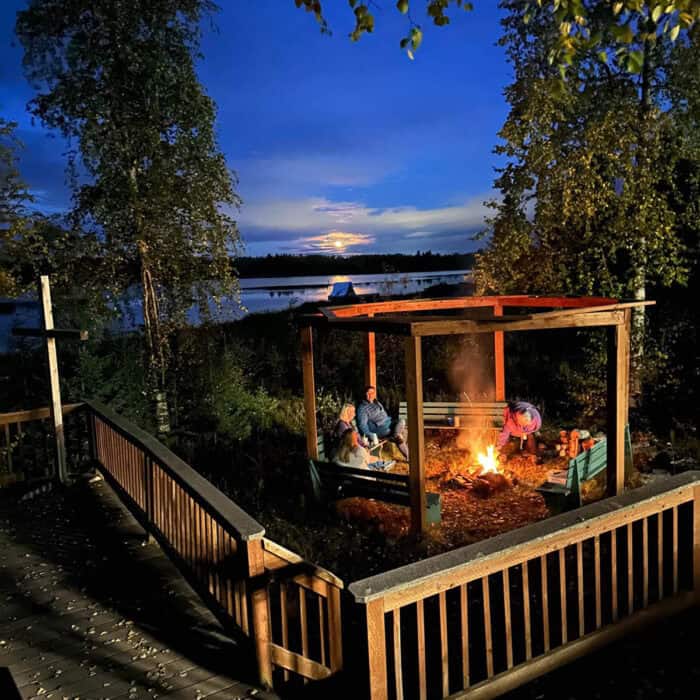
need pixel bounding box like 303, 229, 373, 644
292, 230, 375, 254
237, 194, 491, 253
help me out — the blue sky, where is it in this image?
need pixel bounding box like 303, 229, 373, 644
0, 1, 511, 256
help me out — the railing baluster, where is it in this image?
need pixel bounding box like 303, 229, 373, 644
280, 582, 290, 680
522, 561, 532, 660
576, 542, 584, 637
460, 584, 469, 690
673, 506, 679, 594
627, 522, 634, 614
439, 590, 449, 695
541, 556, 550, 652
319, 594, 327, 667
483, 576, 494, 678
643, 517, 649, 608
393, 609, 403, 700
559, 549, 567, 644
504, 568, 513, 669
417, 598, 427, 700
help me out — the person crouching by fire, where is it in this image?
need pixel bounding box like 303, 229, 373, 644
497, 401, 542, 456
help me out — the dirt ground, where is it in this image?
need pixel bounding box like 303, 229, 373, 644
336, 432, 568, 550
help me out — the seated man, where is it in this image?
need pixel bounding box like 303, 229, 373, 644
497, 400, 542, 455
357, 385, 409, 459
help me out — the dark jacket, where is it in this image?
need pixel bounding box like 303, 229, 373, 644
357, 399, 392, 438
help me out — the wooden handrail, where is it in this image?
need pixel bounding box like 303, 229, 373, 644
0, 403, 83, 426
349, 471, 700, 606
262, 537, 344, 589
85, 400, 265, 542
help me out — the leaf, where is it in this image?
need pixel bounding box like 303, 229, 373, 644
396, 0, 409, 14
651, 5, 663, 23
669, 23, 680, 40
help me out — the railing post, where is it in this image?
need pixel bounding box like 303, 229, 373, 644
366, 599, 388, 700
246, 538, 273, 689
327, 585, 344, 673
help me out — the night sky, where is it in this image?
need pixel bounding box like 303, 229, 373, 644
0, 1, 510, 256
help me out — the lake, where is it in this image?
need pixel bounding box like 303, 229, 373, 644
1, 269, 472, 352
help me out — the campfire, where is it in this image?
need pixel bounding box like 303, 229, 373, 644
441, 442, 513, 497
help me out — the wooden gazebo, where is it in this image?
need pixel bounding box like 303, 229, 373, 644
299, 295, 652, 534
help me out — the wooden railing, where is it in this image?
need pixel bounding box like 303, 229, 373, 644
261, 538, 343, 687
0, 403, 84, 483
84, 400, 343, 690
349, 472, 700, 700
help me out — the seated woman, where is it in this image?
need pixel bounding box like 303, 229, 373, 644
334, 429, 392, 471
333, 403, 370, 449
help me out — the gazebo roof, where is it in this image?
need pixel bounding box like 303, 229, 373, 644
300, 295, 654, 336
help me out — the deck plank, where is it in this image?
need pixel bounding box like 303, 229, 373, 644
0, 477, 278, 700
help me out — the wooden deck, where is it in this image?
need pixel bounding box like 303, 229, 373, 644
0, 477, 279, 700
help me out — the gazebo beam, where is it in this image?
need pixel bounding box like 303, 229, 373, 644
411, 310, 626, 336
300, 325, 318, 459
405, 336, 427, 535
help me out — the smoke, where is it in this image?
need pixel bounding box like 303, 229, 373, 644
449, 335, 499, 451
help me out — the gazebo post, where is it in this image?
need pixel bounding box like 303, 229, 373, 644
365, 315, 377, 390
405, 336, 427, 535
606, 312, 630, 497
493, 301, 506, 401
300, 325, 318, 459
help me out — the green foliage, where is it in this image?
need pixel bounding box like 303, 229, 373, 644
0, 119, 33, 296
476, 1, 693, 299
16, 0, 242, 425
294, 1, 696, 62
206, 353, 278, 443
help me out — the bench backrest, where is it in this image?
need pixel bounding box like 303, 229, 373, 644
566, 424, 633, 489
398, 401, 506, 424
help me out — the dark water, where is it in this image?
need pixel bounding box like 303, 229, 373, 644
1, 269, 472, 352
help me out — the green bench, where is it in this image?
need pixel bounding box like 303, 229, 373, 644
308, 435, 442, 524
536, 426, 633, 511
399, 401, 506, 440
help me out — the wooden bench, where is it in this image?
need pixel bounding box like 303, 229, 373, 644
399, 401, 506, 440
308, 435, 441, 524
536, 426, 633, 511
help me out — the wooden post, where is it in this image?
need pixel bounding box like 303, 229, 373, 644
328, 585, 344, 672
39, 276, 68, 483
366, 599, 388, 700
365, 333, 377, 391
606, 317, 629, 497
246, 538, 273, 689
405, 336, 427, 535
300, 325, 318, 459
493, 303, 505, 401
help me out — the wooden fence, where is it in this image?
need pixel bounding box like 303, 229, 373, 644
8, 400, 699, 697
0, 403, 84, 484
85, 400, 343, 690
349, 471, 700, 700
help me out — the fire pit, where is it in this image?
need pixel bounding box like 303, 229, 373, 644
442, 443, 513, 497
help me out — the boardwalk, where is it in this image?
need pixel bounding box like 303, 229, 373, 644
0, 477, 278, 700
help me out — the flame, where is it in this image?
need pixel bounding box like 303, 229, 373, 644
476, 445, 499, 475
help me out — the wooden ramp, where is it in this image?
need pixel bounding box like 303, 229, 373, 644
0, 478, 279, 700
